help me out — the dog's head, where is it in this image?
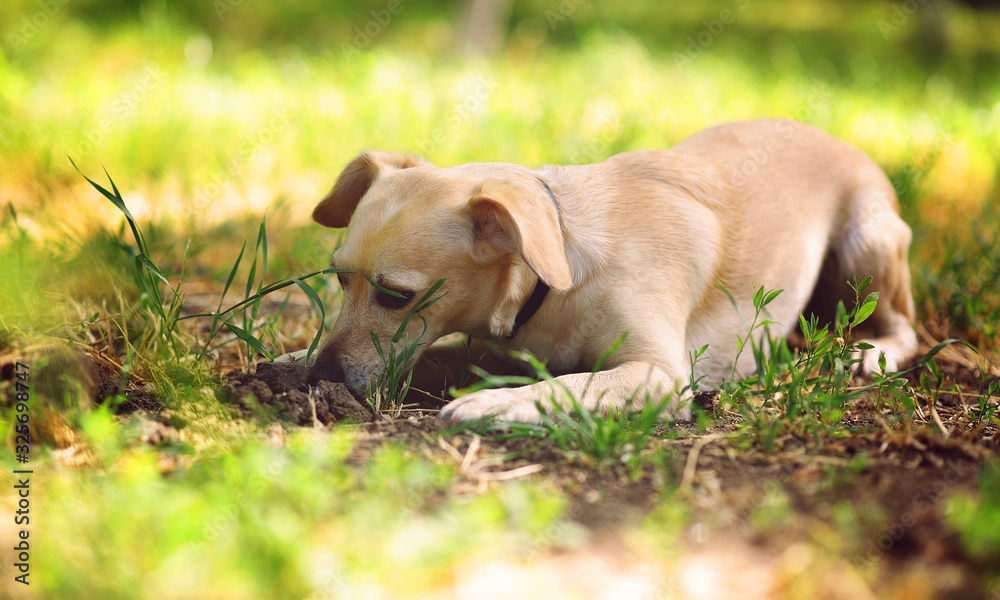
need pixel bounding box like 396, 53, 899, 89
307, 151, 572, 391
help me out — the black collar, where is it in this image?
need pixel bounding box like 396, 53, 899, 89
505, 178, 560, 340
506, 278, 550, 339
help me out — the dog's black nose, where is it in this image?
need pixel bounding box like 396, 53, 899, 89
307, 359, 346, 387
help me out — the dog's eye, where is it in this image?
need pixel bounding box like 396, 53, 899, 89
376, 287, 415, 310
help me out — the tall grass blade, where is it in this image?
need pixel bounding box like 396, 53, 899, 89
291, 277, 327, 361
224, 321, 274, 360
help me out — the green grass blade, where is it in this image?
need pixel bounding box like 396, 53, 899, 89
258, 216, 268, 291
367, 277, 406, 298
223, 321, 273, 360
103, 166, 124, 207
220, 241, 247, 311
593, 332, 628, 372
136, 254, 171, 286
70, 158, 146, 253
291, 277, 327, 361
716, 280, 742, 319
245, 248, 259, 301
370, 330, 384, 360
763, 288, 784, 306
393, 278, 446, 343
178, 268, 336, 322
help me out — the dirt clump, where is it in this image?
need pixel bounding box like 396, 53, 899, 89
253, 360, 310, 393
223, 360, 374, 426
90, 359, 162, 415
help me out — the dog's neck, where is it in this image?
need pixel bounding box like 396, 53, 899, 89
535, 166, 612, 286
501, 179, 559, 339
505, 278, 550, 339
488, 167, 611, 341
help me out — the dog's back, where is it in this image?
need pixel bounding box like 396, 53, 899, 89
540, 119, 913, 381
675, 119, 914, 378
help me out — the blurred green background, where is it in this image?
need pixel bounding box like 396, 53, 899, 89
2, 0, 998, 226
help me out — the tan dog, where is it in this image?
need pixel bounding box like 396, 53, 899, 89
306, 119, 917, 424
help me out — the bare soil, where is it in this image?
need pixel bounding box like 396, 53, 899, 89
222, 361, 375, 425
10, 328, 994, 598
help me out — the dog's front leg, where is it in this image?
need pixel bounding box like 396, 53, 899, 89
438, 361, 691, 425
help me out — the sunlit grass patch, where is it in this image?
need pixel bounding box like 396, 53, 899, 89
913, 202, 1000, 354
949, 462, 1000, 564
9, 427, 583, 599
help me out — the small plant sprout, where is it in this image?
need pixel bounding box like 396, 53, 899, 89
717, 279, 884, 445
971, 375, 999, 431
713, 276, 969, 445
716, 281, 784, 384
685, 343, 710, 395
535, 391, 670, 474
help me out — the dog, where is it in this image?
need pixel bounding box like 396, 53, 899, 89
305, 119, 918, 424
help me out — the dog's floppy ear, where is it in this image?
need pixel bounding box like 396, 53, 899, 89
468, 179, 572, 290
312, 151, 428, 228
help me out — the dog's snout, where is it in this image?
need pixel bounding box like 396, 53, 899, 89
307, 357, 346, 386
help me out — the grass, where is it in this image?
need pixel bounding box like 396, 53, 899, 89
2, 0, 1000, 597
366, 277, 447, 416
949, 462, 1000, 563
74, 165, 337, 379
24, 424, 577, 599
915, 205, 1000, 348
453, 349, 676, 476
469, 280, 977, 473
73, 165, 442, 422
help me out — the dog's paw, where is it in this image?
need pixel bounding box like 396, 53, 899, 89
273, 349, 311, 364
854, 341, 905, 375
438, 388, 545, 425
